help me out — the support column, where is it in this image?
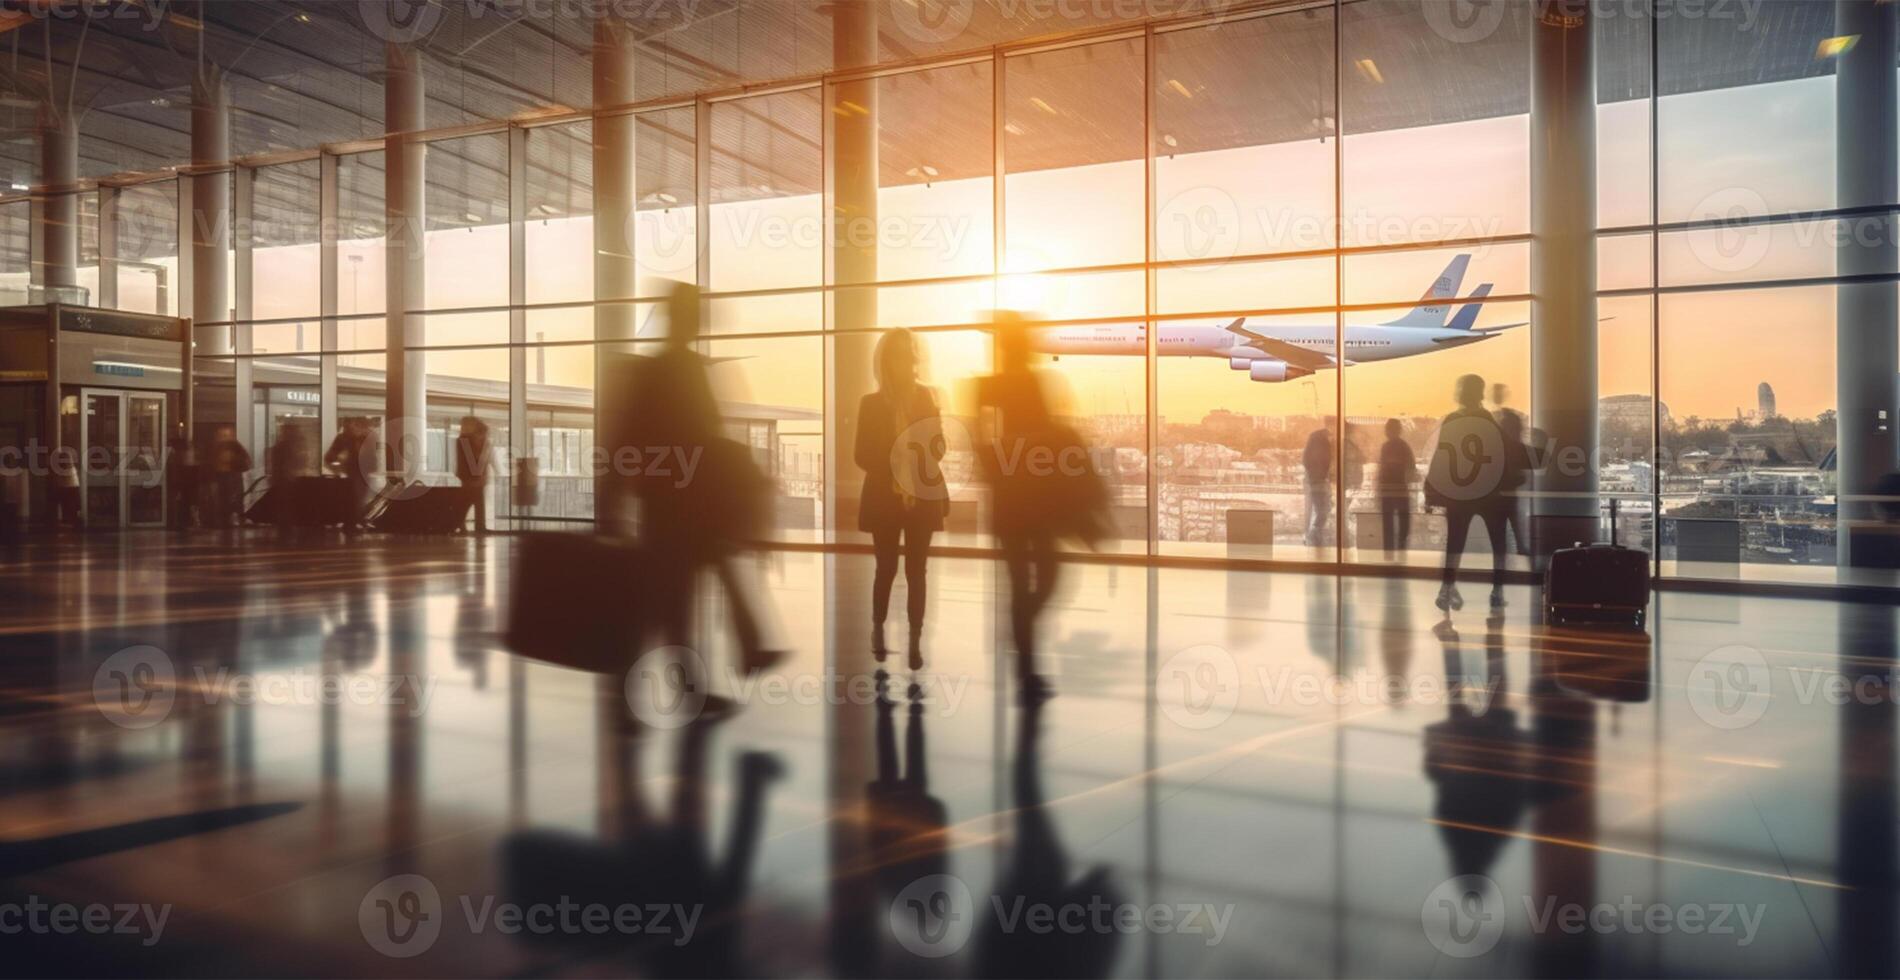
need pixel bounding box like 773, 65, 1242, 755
1529, 0, 1598, 555
1836, 0, 1899, 565
34, 109, 79, 296
191, 67, 233, 354
593, 12, 638, 526
594, 13, 638, 342
829, 0, 879, 538
319, 152, 340, 453
825, 2, 879, 972
385, 42, 428, 483
233, 165, 255, 458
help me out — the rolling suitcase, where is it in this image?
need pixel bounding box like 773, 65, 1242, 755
371, 484, 473, 534
1543, 500, 1650, 630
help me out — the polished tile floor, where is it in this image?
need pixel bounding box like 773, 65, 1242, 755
0, 532, 1894, 978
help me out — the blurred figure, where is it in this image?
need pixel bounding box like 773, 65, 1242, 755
1303, 419, 1334, 547
1427, 375, 1508, 614
1375, 418, 1417, 559
52, 443, 80, 528
977, 311, 1103, 698
269, 423, 311, 534
207, 425, 252, 528
855, 328, 947, 670
165, 425, 197, 529
620, 282, 784, 691
454, 415, 495, 535
324, 417, 378, 529
975, 693, 1123, 978
1491, 383, 1531, 556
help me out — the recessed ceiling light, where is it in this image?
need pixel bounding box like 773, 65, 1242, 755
1816, 35, 1859, 59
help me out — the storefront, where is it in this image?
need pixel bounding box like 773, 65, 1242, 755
0, 304, 191, 528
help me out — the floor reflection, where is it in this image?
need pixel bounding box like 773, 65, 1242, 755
0, 532, 1888, 977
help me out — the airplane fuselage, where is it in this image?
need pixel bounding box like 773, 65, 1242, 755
1031, 321, 1491, 366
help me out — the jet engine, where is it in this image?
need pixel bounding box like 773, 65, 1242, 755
1249, 358, 1309, 382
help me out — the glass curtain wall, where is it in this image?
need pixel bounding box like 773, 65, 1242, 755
135, 2, 1890, 582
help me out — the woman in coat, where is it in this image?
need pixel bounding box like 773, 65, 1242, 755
855, 329, 949, 670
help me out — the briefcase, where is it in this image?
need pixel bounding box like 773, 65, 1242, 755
505, 532, 647, 673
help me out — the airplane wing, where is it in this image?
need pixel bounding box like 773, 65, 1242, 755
1222, 318, 1335, 371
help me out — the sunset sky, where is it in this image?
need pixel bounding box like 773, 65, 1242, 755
222, 69, 1862, 426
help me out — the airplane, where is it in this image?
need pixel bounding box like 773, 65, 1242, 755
1028, 254, 1530, 382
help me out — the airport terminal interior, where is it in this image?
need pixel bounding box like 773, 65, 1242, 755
1, 0, 1899, 977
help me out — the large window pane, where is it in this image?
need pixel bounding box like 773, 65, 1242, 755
709, 90, 821, 333
1659, 284, 1836, 571
252, 160, 321, 322
1005, 38, 1145, 277
338, 152, 386, 317
425, 133, 509, 310
1154, 8, 1341, 560
1342, 0, 1530, 247
1005, 37, 1148, 553
526, 121, 593, 306
115, 181, 178, 316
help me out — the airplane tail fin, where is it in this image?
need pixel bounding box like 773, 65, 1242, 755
1446, 283, 1493, 332
1380, 253, 1471, 329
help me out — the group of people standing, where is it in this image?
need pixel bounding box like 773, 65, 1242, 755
1298, 379, 1534, 614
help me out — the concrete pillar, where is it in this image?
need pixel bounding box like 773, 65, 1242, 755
825, 3, 879, 970
1528, 0, 1598, 553
594, 13, 638, 342
593, 13, 638, 527
830, 0, 879, 537
34, 109, 79, 294
1835, 0, 1899, 564
385, 42, 428, 482
191, 67, 233, 355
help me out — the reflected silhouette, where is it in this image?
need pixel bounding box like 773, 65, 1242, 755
975, 695, 1123, 978
1424, 618, 1531, 880
501, 720, 784, 977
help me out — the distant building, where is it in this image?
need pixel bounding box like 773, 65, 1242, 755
1600, 393, 1670, 428
1758, 382, 1777, 420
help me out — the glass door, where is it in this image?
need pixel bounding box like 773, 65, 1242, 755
126, 394, 166, 526
80, 390, 122, 526
78, 389, 167, 527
